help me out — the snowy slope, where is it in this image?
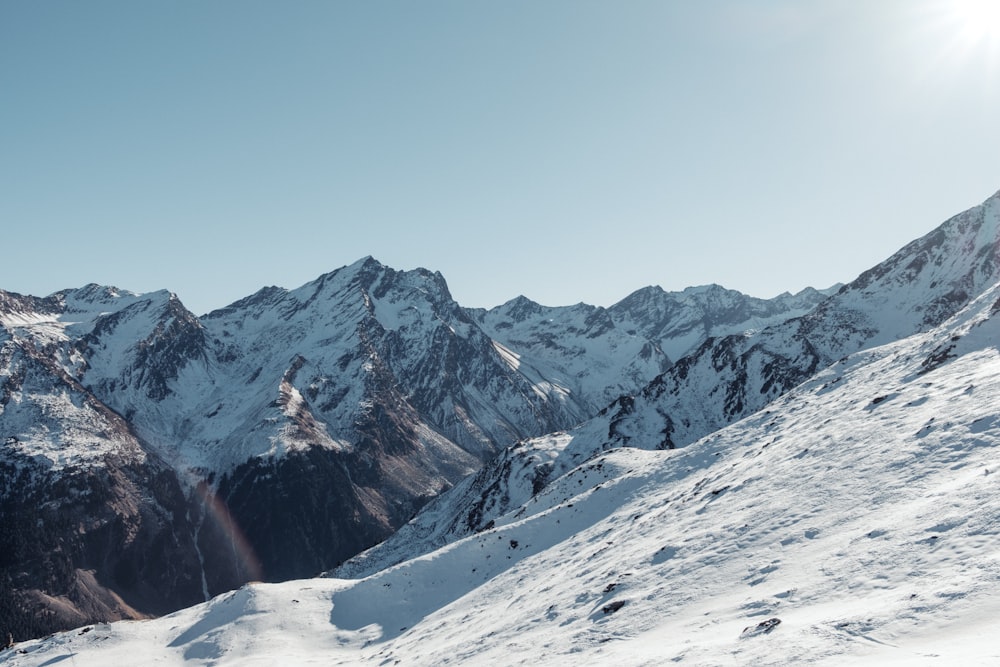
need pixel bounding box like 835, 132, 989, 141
0, 285, 177, 469
7, 268, 1000, 665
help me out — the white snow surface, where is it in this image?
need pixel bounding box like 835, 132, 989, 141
0, 286, 153, 471
7, 277, 1000, 665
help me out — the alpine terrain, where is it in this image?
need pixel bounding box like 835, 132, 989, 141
3, 189, 1000, 665
0, 255, 825, 642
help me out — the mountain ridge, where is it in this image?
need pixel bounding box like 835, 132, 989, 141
4, 189, 997, 648
333, 188, 1000, 577
1, 252, 833, 642
8, 221, 1000, 664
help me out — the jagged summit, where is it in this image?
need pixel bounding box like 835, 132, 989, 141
678, 282, 729, 295
205, 256, 457, 325
606, 279, 832, 362
491, 294, 545, 322
56, 283, 142, 303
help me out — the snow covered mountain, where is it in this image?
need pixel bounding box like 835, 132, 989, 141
7, 212, 1000, 665
466, 298, 669, 414
603, 188, 1000, 451
0, 287, 208, 640
466, 285, 832, 413
606, 282, 838, 362
5, 189, 998, 656
0, 258, 588, 639
334, 188, 1000, 576
1, 254, 825, 642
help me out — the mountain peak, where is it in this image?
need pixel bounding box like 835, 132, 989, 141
680, 283, 728, 295
346, 254, 386, 276
495, 295, 543, 321
57, 283, 141, 306
205, 285, 289, 318
307, 256, 446, 296
306, 256, 385, 289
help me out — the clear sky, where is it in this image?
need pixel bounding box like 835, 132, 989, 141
2, 1, 999, 315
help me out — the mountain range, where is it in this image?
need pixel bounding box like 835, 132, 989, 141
0, 251, 830, 643
2, 189, 999, 665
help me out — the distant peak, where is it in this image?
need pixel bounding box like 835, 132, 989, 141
333, 256, 387, 280
788, 284, 842, 299
305, 258, 454, 295
632, 285, 666, 297
611, 285, 663, 304
299, 257, 387, 294
681, 283, 729, 295
61, 283, 140, 303
504, 294, 539, 307
497, 295, 543, 320
353, 255, 384, 270
203, 285, 289, 319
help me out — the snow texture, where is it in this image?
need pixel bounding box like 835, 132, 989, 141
5, 193, 1000, 665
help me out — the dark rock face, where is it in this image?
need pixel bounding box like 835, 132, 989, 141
741, 617, 781, 638
0, 453, 205, 642
206, 449, 401, 587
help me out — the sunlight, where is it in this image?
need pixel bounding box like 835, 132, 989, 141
952, 0, 1000, 44
910, 0, 1000, 85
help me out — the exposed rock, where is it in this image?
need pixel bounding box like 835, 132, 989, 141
740, 617, 781, 638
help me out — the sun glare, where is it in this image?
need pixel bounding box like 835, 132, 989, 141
915, 0, 1000, 78
952, 0, 1000, 44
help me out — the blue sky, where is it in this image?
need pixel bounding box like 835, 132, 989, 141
2, 1, 999, 315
